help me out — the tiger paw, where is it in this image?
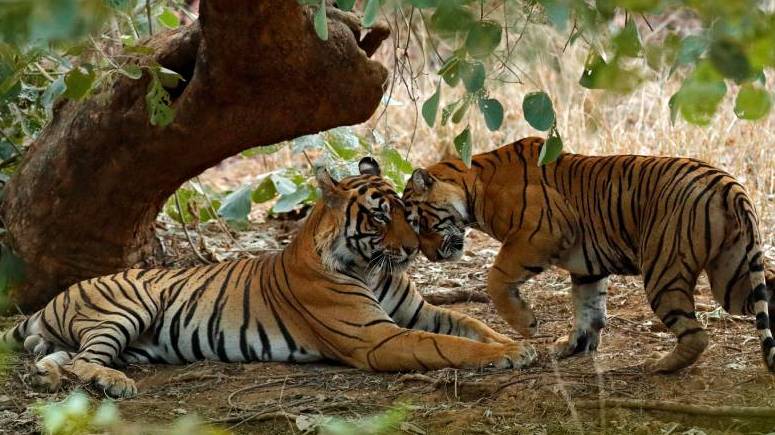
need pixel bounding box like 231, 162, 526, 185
495, 343, 537, 369
553, 329, 600, 358
643, 350, 690, 374
66, 361, 138, 398
94, 372, 137, 398
28, 359, 63, 392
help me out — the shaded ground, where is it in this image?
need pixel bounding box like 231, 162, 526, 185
1, 219, 775, 434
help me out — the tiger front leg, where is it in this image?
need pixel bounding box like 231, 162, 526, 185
413, 303, 514, 344
344, 324, 536, 371
381, 274, 513, 344
554, 274, 608, 357
487, 235, 560, 338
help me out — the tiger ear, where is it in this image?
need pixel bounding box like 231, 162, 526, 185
410, 168, 434, 194
358, 156, 381, 176
316, 167, 345, 208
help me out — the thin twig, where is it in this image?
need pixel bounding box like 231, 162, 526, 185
146, 0, 154, 36
174, 191, 212, 265
576, 399, 775, 418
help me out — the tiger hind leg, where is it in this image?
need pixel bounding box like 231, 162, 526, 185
644, 271, 708, 373
28, 351, 76, 392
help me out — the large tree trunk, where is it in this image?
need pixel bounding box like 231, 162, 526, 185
0, 0, 389, 311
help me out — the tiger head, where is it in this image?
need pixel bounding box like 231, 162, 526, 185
314, 157, 419, 277
402, 167, 470, 262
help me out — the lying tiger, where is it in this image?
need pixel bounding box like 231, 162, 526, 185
1, 158, 536, 398
403, 137, 774, 373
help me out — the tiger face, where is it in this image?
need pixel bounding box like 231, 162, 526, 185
316, 157, 418, 275
402, 168, 470, 262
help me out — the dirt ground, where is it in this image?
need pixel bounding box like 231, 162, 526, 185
1, 217, 775, 434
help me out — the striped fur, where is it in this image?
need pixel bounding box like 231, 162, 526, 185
403, 137, 774, 373
1, 159, 536, 398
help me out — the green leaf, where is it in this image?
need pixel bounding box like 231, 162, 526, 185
430, 4, 474, 38
41, 76, 66, 109
119, 64, 142, 80
164, 188, 195, 224
146, 75, 175, 127
671, 62, 727, 125
271, 174, 298, 195
709, 38, 751, 82
381, 148, 413, 174
614, 0, 659, 12
63, 66, 95, 100
337, 0, 356, 11
422, 81, 441, 127
218, 185, 254, 221
668, 93, 679, 125
453, 126, 472, 167
158, 67, 183, 88
158, 7, 180, 30
273, 185, 312, 214
613, 18, 641, 58
314, 0, 328, 41
441, 100, 460, 126
199, 199, 221, 222
538, 133, 563, 165
522, 91, 555, 131
478, 98, 504, 131
465, 21, 502, 59
676, 35, 707, 66
326, 127, 359, 160
362, 0, 380, 27
595, 0, 616, 18
460, 60, 485, 93
451, 98, 470, 124
409, 0, 438, 8
538, 0, 570, 31
734, 84, 771, 120
439, 56, 461, 87
579, 52, 641, 92
252, 177, 278, 203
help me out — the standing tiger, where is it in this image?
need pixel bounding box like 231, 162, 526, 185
402, 137, 775, 373
1, 158, 536, 398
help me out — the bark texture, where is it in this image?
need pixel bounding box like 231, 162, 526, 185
1, 0, 389, 310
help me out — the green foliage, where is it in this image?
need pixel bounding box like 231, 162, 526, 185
478, 98, 503, 131
522, 91, 555, 132
320, 403, 410, 435
454, 126, 472, 167
299, 0, 775, 163
314, 0, 329, 41
421, 80, 441, 127
163, 128, 413, 225
538, 130, 564, 165
36, 390, 228, 435
734, 83, 772, 120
